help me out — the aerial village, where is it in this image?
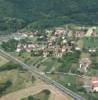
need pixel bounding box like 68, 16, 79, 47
1, 26, 98, 95
15, 27, 96, 57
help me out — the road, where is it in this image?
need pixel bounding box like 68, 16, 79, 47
0, 49, 85, 100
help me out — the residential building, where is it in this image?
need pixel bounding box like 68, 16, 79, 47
90, 77, 98, 92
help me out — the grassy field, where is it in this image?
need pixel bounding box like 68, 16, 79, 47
0, 69, 35, 96
21, 89, 51, 100
80, 52, 90, 58
0, 56, 9, 67
11, 52, 44, 66
48, 73, 98, 100
40, 57, 61, 72
83, 37, 98, 48
48, 74, 87, 98
48, 74, 81, 85
11, 51, 61, 72
0, 58, 36, 97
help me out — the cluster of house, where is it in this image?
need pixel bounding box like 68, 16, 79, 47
54, 27, 85, 39
15, 34, 67, 58
15, 27, 97, 58
16, 43, 39, 52
47, 28, 83, 57
38, 36, 68, 58
13, 31, 38, 41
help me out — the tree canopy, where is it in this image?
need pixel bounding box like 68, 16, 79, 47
0, 0, 98, 33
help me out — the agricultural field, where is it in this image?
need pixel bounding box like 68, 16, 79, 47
10, 52, 44, 66
10, 51, 61, 72
86, 57, 98, 76
48, 74, 84, 95
56, 51, 81, 73
21, 89, 51, 100
0, 60, 36, 97
0, 70, 33, 92
48, 74, 98, 100
82, 37, 98, 48
0, 56, 9, 67
39, 57, 61, 72
0, 81, 72, 100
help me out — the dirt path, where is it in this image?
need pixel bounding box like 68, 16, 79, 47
0, 82, 71, 100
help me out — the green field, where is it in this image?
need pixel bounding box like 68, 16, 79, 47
40, 57, 61, 72
11, 52, 44, 66
0, 61, 36, 97
48, 73, 98, 100
11, 51, 62, 72
83, 37, 98, 48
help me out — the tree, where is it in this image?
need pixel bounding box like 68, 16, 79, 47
28, 96, 34, 100
1, 39, 18, 52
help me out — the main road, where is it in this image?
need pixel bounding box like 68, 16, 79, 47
0, 49, 85, 100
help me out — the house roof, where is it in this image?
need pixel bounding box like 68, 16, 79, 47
92, 83, 98, 88
91, 77, 98, 83
91, 77, 98, 88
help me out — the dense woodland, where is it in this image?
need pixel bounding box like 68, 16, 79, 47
0, 0, 98, 33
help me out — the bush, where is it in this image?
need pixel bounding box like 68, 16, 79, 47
1, 39, 18, 52
0, 80, 12, 96
0, 61, 23, 72
28, 96, 34, 100
43, 89, 51, 96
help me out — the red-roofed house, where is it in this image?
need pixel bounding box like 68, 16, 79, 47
91, 77, 98, 92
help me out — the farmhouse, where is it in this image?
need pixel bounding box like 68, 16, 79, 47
88, 48, 96, 53
79, 58, 91, 72
14, 32, 28, 40
16, 43, 38, 52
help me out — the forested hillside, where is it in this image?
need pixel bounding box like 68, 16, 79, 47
0, 0, 98, 33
